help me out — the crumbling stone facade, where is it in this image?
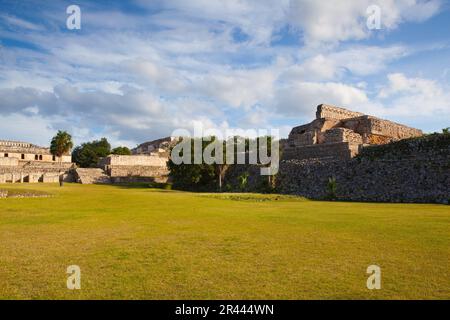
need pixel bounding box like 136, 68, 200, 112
73, 168, 111, 184
99, 154, 169, 183
283, 104, 423, 160
132, 136, 178, 157
73, 154, 170, 184
0, 140, 72, 163
278, 133, 450, 203
224, 133, 450, 203
0, 140, 73, 183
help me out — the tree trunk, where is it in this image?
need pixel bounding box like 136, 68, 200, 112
59, 154, 64, 187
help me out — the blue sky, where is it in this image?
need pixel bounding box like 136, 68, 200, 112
0, 0, 449, 147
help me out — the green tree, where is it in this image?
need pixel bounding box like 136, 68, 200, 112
111, 146, 131, 155
167, 137, 216, 191
167, 135, 280, 192
50, 131, 73, 163
50, 131, 73, 187
72, 138, 111, 168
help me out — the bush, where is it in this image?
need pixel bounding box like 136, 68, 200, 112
148, 182, 173, 190
256, 179, 273, 193
326, 177, 337, 200
237, 172, 249, 191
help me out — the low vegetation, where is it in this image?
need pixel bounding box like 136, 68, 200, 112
0, 188, 51, 198
357, 132, 450, 160
0, 183, 448, 299
167, 136, 275, 192
200, 193, 304, 202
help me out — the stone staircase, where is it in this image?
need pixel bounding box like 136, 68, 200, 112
73, 168, 111, 184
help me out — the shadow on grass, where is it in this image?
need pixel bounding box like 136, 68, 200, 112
0, 188, 53, 198
106, 181, 183, 193
199, 193, 308, 202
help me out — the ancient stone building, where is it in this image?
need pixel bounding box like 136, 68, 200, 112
74, 153, 170, 184
0, 140, 72, 163
132, 136, 178, 157
99, 154, 169, 183
0, 140, 73, 183
283, 104, 423, 160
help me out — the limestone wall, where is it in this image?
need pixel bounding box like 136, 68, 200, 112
0, 161, 74, 183
289, 131, 317, 147
0, 140, 72, 163
285, 104, 423, 161
73, 168, 111, 184
96, 154, 169, 183
132, 136, 177, 155
316, 104, 364, 120
283, 142, 357, 161
228, 134, 450, 204
0, 170, 72, 183
278, 157, 449, 203
0, 158, 19, 166
106, 165, 169, 183
288, 118, 341, 148
100, 155, 168, 167
323, 128, 363, 144
368, 117, 423, 139
341, 116, 423, 142
281, 134, 450, 203
0, 150, 71, 163
108, 165, 168, 177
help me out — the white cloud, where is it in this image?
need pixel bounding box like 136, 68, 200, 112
0, 0, 446, 144
376, 73, 450, 117
275, 81, 369, 116
288, 0, 442, 45
379, 73, 442, 98
0, 113, 57, 146
281, 45, 408, 81
0, 14, 44, 31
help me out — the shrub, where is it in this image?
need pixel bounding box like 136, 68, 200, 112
238, 172, 249, 191
111, 146, 131, 155
326, 177, 337, 200
148, 182, 173, 190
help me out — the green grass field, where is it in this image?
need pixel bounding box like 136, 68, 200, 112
0, 183, 448, 300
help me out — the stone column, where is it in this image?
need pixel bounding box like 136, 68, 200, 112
11, 173, 15, 184
20, 173, 24, 183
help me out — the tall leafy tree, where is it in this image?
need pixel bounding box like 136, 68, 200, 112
167, 135, 279, 192
72, 138, 111, 168
167, 137, 216, 191
50, 131, 73, 164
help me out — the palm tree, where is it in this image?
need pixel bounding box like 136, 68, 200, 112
50, 131, 73, 186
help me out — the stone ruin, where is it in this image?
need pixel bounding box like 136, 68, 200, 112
73, 154, 170, 184
132, 136, 178, 157
74, 137, 178, 184
283, 104, 423, 161
97, 154, 169, 184
0, 140, 73, 183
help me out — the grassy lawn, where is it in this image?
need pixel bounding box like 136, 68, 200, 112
0, 183, 448, 300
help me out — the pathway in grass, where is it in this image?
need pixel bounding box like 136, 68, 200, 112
0, 183, 448, 299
